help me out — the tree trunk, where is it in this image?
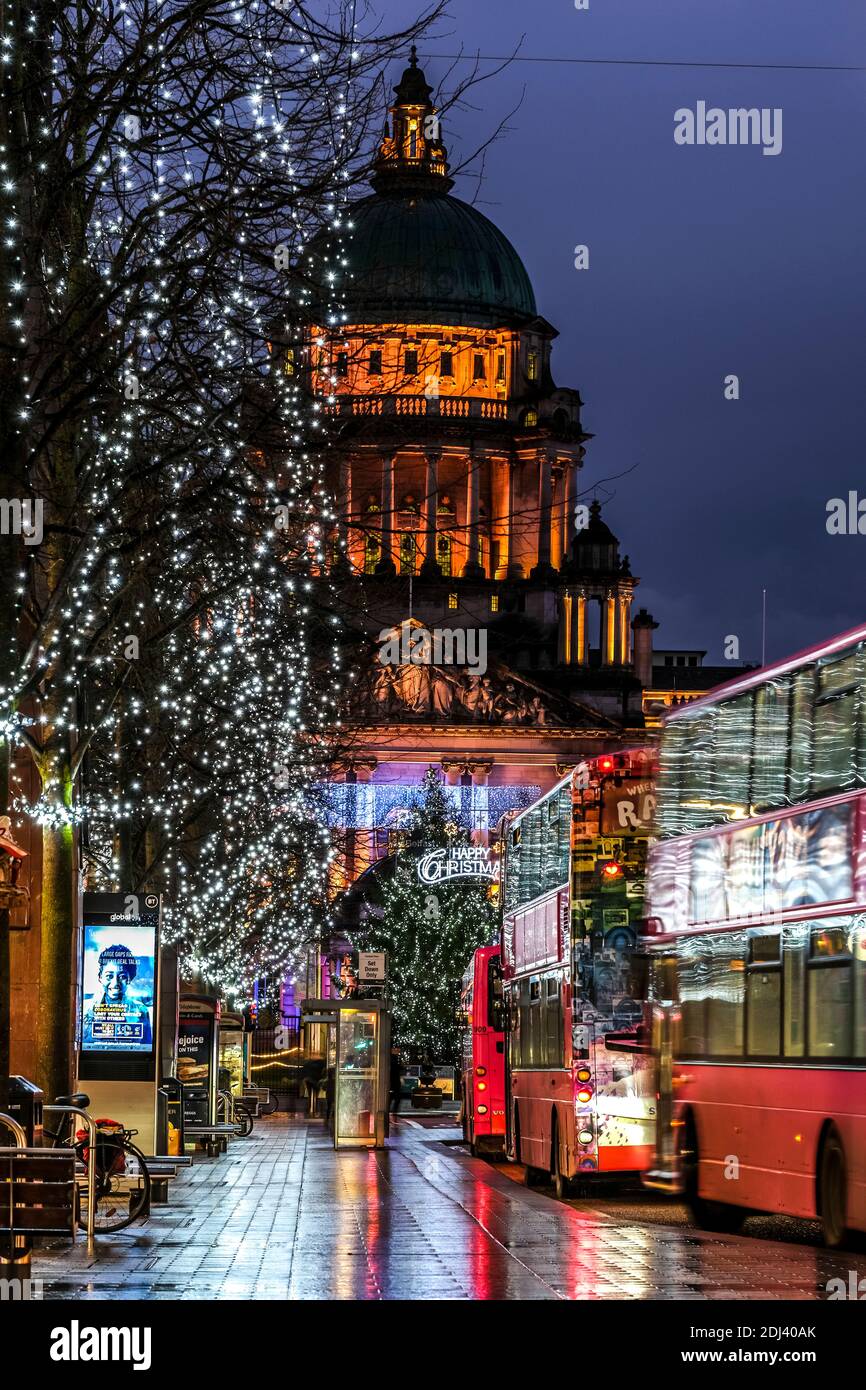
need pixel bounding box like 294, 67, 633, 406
36, 777, 76, 1104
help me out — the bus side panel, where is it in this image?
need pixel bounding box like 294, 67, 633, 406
512, 1069, 555, 1169
679, 1065, 866, 1230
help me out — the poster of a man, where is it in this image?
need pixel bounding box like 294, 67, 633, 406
81, 926, 155, 1051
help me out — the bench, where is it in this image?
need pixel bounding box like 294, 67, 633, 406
137, 1154, 192, 1204
184, 1123, 240, 1157
0, 1149, 76, 1269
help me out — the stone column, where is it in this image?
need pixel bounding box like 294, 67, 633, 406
571, 590, 588, 665
530, 450, 556, 580
375, 450, 396, 576
469, 759, 493, 846
604, 591, 616, 665
333, 454, 352, 575
619, 594, 631, 665
506, 451, 523, 578
346, 759, 377, 882
462, 449, 484, 578
558, 592, 572, 665
420, 448, 441, 578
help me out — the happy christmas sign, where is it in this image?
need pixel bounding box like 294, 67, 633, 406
416, 845, 499, 886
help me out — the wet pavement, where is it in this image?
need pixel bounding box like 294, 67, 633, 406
31, 1114, 866, 1300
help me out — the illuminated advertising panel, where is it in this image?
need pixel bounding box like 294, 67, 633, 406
81, 921, 156, 1053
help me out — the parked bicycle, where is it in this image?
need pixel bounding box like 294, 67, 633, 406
45, 1093, 151, 1233
217, 1090, 255, 1137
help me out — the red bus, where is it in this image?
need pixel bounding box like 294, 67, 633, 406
645, 620, 866, 1247
459, 946, 506, 1155
501, 750, 656, 1195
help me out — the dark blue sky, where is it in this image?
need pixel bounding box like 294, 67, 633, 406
372, 0, 866, 664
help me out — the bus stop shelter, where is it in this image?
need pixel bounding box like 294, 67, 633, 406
301, 999, 391, 1149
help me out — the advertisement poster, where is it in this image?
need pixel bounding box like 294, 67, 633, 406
177, 1014, 213, 1085
81, 922, 155, 1052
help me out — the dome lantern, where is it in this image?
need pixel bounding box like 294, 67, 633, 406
373, 47, 454, 193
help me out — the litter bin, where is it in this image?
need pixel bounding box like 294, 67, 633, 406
158, 1078, 185, 1156
6, 1077, 43, 1146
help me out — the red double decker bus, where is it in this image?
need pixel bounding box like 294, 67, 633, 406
459, 946, 506, 1155
646, 621, 866, 1247
501, 750, 656, 1195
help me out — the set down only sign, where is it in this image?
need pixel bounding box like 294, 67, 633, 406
358, 952, 387, 983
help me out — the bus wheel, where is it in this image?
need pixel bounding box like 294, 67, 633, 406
551, 1118, 569, 1200
818, 1127, 848, 1249
682, 1113, 742, 1234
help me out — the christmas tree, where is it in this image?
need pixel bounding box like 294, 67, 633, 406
355, 769, 498, 1067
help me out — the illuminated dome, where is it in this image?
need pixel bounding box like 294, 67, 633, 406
344, 190, 537, 328
317, 50, 537, 329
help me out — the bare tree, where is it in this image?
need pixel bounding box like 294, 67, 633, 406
0, 0, 446, 1102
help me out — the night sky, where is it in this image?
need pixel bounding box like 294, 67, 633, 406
371, 0, 866, 665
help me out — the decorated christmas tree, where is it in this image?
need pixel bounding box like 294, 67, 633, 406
355, 769, 498, 1066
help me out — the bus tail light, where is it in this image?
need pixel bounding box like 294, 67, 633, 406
578, 1129, 594, 1145
475, 1066, 487, 1077
476, 1081, 487, 1092
576, 1067, 591, 1083
577, 1087, 593, 1104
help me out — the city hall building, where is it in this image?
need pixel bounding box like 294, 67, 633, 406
282, 51, 743, 891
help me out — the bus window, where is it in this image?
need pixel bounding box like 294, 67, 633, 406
705, 932, 745, 1057
746, 932, 781, 1057
808, 922, 852, 1058
752, 679, 791, 810
488, 956, 505, 1034
788, 667, 815, 802
529, 978, 543, 1066
812, 649, 862, 796
545, 977, 563, 1066
712, 694, 754, 814
677, 942, 707, 1058
783, 924, 807, 1057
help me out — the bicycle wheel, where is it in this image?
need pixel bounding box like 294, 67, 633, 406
76, 1138, 151, 1234
235, 1103, 254, 1137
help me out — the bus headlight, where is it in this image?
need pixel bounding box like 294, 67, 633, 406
578, 1129, 593, 1145
477, 1104, 488, 1116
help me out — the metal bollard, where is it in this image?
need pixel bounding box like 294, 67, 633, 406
0, 1113, 32, 1286
43, 1106, 98, 1255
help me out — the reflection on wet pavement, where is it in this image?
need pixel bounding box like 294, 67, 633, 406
32, 1114, 866, 1300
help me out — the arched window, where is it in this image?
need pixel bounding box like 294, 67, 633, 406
399, 532, 417, 575
364, 534, 381, 575
437, 534, 452, 577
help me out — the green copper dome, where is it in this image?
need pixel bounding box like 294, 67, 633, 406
307, 53, 537, 329
342, 188, 537, 328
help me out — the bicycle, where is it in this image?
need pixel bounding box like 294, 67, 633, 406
217, 1090, 254, 1137
45, 1093, 151, 1234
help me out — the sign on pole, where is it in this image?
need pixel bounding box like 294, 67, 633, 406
358, 952, 387, 983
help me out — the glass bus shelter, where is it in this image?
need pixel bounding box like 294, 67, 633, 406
300, 998, 391, 1149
